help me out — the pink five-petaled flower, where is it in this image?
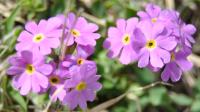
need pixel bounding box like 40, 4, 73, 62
7, 51, 52, 95
137, 3, 161, 24
16, 17, 62, 55
133, 21, 177, 68
103, 18, 138, 64
63, 64, 102, 110
137, 4, 180, 30
178, 22, 196, 48
48, 62, 68, 102
62, 45, 95, 72
58, 13, 100, 46
161, 50, 193, 82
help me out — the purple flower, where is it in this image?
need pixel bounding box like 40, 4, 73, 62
16, 17, 62, 55
63, 64, 102, 110
137, 3, 196, 49
161, 50, 193, 82
138, 4, 181, 29
58, 13, 100, 46
62, 45, 96, 71
103, 18, 139, 64
177, 22, 196, 48
133, 21, 177, 68
159, 9, 180, 29
7, 51, 52, 95
48, 62, 68, 102
77, 45, 95, 57
137, 3, 161, 23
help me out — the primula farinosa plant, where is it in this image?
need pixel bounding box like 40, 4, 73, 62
7, 12, 102, 110
103, 3, 196, 82
6, 3, 196, 111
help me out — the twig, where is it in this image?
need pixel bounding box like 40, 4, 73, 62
59, 0, 71, 60
90, 81, 173, 112
132, 81, 173, 91
60, 8, 84, 60
42, 85, 64, 112
90, 92, 126, 112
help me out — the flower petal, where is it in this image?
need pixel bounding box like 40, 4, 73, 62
138, 48, 149, 68
20, 75, 31, 95
157, 36, 177, 50
150, 50, 164, 68
116, 19, 126, 33
25, 21, 38, 34
37, 64, 53, 75
7, 66, 24, 75
32, 74, 41, 93
17, 31, 33, 42
119, 45, 137, 64
78, 94, 87, 110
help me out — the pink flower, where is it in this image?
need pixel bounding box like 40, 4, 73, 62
48, 62, 69, 102
133, 21, 177, 68
58, 13, 100, 46
63, 64, 102, 110
103, 18, 139, 64
161, 50, 193, 82
16, 17, 62, 55
7, 51, 53, 95
62, 45, 95, 68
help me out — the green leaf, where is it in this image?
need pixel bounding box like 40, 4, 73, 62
133, 67, 156, 84
113, 106, 127, 112
191, 100, 200, 112
31, 93, 48, 108
195, 78, 200, 92
149, 87, 167, 106
128, 84, 144, 96
140, 96, 150, 107
9, 89, 27, 112
127, 101, 137, 112
103, 80, 114, 89
170, 93, 193, 106
4, 3, 21, 33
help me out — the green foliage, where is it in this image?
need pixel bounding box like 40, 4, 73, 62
4, 3, 21, 33
8, 88, 27, 112
170, 93, 193, 106
191, 100, 200, 112
149, 87, 167, 106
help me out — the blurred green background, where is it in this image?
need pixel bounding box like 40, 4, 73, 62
1, 0, 200, 112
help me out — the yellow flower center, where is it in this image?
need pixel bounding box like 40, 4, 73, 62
71, 29, 80, 37
151, 18, 157, 23
76, 81, 87, 91
49, 76, 60, 86
77, 58, 84, 65
146, 39, 156, 50
33, 34, 45, 43
25, 64, 35, 75
122, 34, 131, 45
170, 53, 175, 61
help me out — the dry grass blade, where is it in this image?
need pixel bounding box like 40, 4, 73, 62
165, 0, 175, 9
89, 81, 173, 112
90, 93, 126, 112
188, 54, 200, 67
42, 85, 64, 112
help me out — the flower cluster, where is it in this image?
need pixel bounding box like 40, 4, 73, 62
103, 3, 196, 82
7, 13, 102, 110
6, 3, 196, 111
